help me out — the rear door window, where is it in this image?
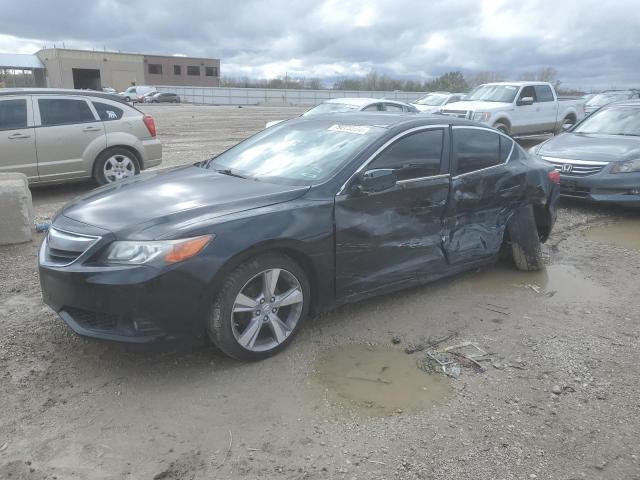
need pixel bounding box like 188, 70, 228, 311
384, 103, 404, 112
38, 98, 96, 126
453, 128, 501, 175
370, 129, 444, 180
534, 85, 554, 102
93, 102, 124, 121
0, 99, 28, 130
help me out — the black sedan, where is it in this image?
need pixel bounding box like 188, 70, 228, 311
531, 100, 640, 207
39, 114, 559, 360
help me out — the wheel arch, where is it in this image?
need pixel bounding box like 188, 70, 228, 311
209, 240, 325, 316
493, 117, 511, 133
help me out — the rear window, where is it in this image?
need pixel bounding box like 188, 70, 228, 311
93, 102, 124, 121
0, 99, 28, 130
499, 135, 514, 162
38, 98, 96, 126
453, 128, 501, 175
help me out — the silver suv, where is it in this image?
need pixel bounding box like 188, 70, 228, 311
0, 89, 162, 185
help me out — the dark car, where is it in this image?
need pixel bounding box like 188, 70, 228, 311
531, 100, 640, 207
146, 92, 181, 103
38, 113, 559, 360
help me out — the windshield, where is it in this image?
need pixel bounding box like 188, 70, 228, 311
415, 94, 447, 106
573, 107, 640, 136
466, 85, 519, 103
206, 121, 384, 185
586, 93, 633, 107
304, 102, 361, 115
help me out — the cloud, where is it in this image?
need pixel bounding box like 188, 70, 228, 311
0, 0, 638, 89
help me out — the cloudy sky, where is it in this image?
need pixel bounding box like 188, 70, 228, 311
1, 0, 639, 90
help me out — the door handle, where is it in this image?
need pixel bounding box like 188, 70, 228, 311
7, 132, 30, 139
82, 126, 102, 132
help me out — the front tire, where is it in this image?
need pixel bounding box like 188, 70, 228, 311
207, 253, 310, 361
507, 205, 543, 271
494, 122, 510, 135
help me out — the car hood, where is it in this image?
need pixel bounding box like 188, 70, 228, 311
537, 132, 640, 162
440, 101, 512, 112
59, 166, 310, 239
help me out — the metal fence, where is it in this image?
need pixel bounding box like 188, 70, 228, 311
155, 85, 427, 106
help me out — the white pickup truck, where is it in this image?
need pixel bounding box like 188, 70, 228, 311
439, 82, 585, 137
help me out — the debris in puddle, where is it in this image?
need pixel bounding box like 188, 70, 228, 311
391, 336, 401, 345
418, 341, 490, 378
485, 304, 510, 316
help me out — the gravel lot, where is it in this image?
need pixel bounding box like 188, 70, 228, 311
1, 104, 639, 479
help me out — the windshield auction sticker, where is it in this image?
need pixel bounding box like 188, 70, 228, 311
328, 124, 371, 135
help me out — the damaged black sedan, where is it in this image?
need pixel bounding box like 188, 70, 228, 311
39, 114, 559, 360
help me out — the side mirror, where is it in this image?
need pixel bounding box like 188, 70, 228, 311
518, 96, 534, 106
355, 169, 397, 194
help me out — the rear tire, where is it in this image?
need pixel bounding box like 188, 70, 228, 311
93, 147, 140, 185
207, 253, 310, 361
507, 205, 543, 271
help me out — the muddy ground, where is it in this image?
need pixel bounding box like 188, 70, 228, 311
1, 105, 639, 480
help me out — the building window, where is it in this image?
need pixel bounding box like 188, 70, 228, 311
187, 66, 200, 76
174, 65, 181, 75
148, 64, 163, 75
205, 66, 217, 77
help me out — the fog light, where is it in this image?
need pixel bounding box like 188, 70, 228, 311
629, 189, 640, 195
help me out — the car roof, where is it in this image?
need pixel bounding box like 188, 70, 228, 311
287, 111, 480, 129
0, 88, 131, 105
605, 99, 640, 108
481, 81, 550, 86
324, 97, 410, 107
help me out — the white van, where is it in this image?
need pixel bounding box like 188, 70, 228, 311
117, 85, 157, 103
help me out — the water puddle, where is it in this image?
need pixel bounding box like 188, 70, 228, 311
314, 345, 453, 416
586, 219, 640, 250
460, 263, 608, 303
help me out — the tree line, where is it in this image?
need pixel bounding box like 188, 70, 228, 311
220, 66, 582, 94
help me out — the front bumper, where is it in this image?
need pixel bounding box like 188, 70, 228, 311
38, 237, 214, 343
558, 171, 640, 207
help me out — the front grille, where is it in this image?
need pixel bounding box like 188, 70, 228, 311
440, 109, 471, 119
63, 307, 164, 337
65, 307, 118, 330
42, 228, 100, 266
542, 156, 608, 176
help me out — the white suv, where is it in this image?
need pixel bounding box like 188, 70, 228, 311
0, 89, 162, 185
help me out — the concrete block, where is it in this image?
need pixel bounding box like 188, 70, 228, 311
0, 173, 34, 245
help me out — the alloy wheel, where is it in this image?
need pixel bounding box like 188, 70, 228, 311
103, 154, 136, 183
231, 268, 304, 352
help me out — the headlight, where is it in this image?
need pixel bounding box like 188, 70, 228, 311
473, 112, 491, 122
610, 159, 640, 174
104, 235, 214, 265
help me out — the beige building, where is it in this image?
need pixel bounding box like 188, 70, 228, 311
27, 48, 219, 91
